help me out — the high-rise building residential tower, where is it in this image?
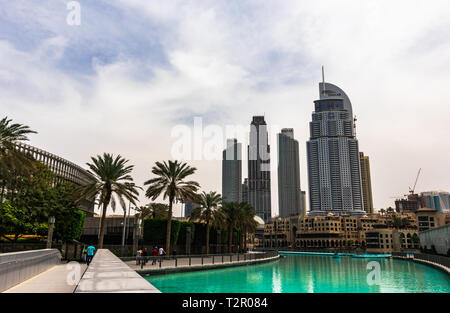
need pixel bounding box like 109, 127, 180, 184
359, 152, 374, 214
306, 76, 365, 217
222, 139, 242, 203
278, 128, 304, 217
248, 116, 272, 222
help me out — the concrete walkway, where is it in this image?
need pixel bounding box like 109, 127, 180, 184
4, 263, 87, 293
75, 249, 160, 293
126, 253, 279, 273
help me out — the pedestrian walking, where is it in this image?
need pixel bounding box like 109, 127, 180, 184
158, 247, 165, 264
86, 245, 96, 265
152, 246, 158, 265
136, 248, 142, 265
141, 248, 148, 269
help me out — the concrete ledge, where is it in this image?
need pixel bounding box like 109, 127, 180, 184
393, 256, 450, 276
0, 249, 61, 292
75, 249, 160, 293
138, 255, 280, 276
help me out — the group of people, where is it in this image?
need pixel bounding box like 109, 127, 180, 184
136, 246, 166, 267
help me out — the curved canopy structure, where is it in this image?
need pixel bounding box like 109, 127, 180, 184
319, 82, 353, 117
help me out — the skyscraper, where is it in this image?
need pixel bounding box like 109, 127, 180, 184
359, 152, 374, 214
278, 128, 304, 217
184, 199, 200, 218
242, 178, 249, 204
222, 139, 242, 203
306, 76, 365, 217
248, 116, 272, 222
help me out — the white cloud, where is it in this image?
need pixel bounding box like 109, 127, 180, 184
1, 0, 450, 216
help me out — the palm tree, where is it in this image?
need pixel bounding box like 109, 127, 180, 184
144, 160, 199, 255
148, 203, 169, 219
0, 117, 37, 202
220, 202, 244, 253
238, 203, 258, 252
189, 191, 224, 255
78, 153, 140, 249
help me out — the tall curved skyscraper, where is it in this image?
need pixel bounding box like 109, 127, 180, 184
306, 80, 365, 216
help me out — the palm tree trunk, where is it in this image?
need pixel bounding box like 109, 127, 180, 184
228, 225, 233, 253
206, 222, 210, 255
165, 195, 174, 255
98, 193, 111, 249
244, 228, 248, 252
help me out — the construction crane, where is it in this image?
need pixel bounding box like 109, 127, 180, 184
409, 168, 422, 195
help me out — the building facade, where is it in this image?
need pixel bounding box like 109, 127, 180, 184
222, 139, 242, 203
248, 116, 272, 222
184, 199, 201, 218
263, 212, 420, 252
359, 152, 374, 214
306, 80, 365, 217
278, 128, 304, 217
15, 142, 96, 215
419, 224, 450, 255
420, 191, 450, 212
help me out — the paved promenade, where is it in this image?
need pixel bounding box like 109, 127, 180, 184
4, 263, 87, 293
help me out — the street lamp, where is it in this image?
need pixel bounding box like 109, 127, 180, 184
46, 216, 56, 249
122, 183, 135, 249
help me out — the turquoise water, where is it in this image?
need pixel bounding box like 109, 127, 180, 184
146, 255, 450, 293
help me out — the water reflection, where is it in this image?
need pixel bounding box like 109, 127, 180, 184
147, 255, 450, 293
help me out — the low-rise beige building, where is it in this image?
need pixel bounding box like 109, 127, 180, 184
263, 212, 422, 252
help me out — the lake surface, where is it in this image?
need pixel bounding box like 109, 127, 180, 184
146, 255, 450, 293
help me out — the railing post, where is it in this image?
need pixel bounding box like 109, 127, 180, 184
238, 254, 240, 262
212, 256, 214, 264
230, 255, 232, 263
175, 257, 178, 267
201, 256, 203, 265
222, 255, 224, 263
189, 256, 191, 266
159, 257, 162, 268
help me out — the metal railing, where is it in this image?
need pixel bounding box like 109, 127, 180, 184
392, 252, 450, 269
123, 251, 278, 270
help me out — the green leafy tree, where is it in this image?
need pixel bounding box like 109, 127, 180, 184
78, 153, 140, 248
144, 160, 199, 255
189, 191, 224, 255
50, 182, 86, 241
0, 200, 44, 241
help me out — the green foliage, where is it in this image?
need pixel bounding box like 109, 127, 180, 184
0, 200, 45, 241
0, 163, 87, 242
178, 221, 195, 245
143, 218, 182, 245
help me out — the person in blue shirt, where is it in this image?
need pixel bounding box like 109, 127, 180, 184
86, 245, 96, 265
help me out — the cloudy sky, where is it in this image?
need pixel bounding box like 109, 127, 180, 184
1, 0, 449, 216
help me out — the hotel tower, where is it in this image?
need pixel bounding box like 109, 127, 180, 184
306, 73, 365, 217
